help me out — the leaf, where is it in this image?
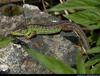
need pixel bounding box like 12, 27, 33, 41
96, 37, 100, 46
49, 0, 100, 11
85, 59, 100, 68
76, 51, 86, 74
49, 0, 100, 30
87, 47, 100, 54
85, 54, 100, 69
86, 23, 100, 30
0, 36, 12, 48
21, 42, 76, 74
64, 9, 100, 29
91, 63, 100, 74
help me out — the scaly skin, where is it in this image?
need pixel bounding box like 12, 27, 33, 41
11, 20, 90, 52
11, 24, 61, 38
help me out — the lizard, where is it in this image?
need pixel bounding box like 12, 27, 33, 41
10, 20, 90, 53
0, 3, 90, 53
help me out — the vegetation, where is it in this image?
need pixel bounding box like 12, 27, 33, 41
0, 0, 100, 74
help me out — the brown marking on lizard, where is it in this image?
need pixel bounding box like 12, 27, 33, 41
23, 20, 90, 51
53, 20, 90, 52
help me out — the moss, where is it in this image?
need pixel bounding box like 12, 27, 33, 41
1, 4, 23, 16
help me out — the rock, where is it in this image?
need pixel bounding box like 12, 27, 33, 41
0, 32, 78, 74
0, 4, 80, 74
0, 43, 29, 74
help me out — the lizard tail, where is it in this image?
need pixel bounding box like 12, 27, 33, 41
73, 24, 90, 52
57, 21, 90, 53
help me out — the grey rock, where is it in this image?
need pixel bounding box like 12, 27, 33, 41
0, 4, 80, 74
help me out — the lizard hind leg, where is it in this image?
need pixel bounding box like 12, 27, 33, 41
25, 31, 36, 39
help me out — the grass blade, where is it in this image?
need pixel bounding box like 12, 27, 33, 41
91, 63, 100, 74
49, 0, 100, 11
76, 51, 86, 74
0, 36, 12, 48
85, 59, 100, 68
87, 47, 100, 54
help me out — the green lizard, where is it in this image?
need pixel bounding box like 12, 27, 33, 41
11, 20, 90, 53
0, 3, 89, 52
